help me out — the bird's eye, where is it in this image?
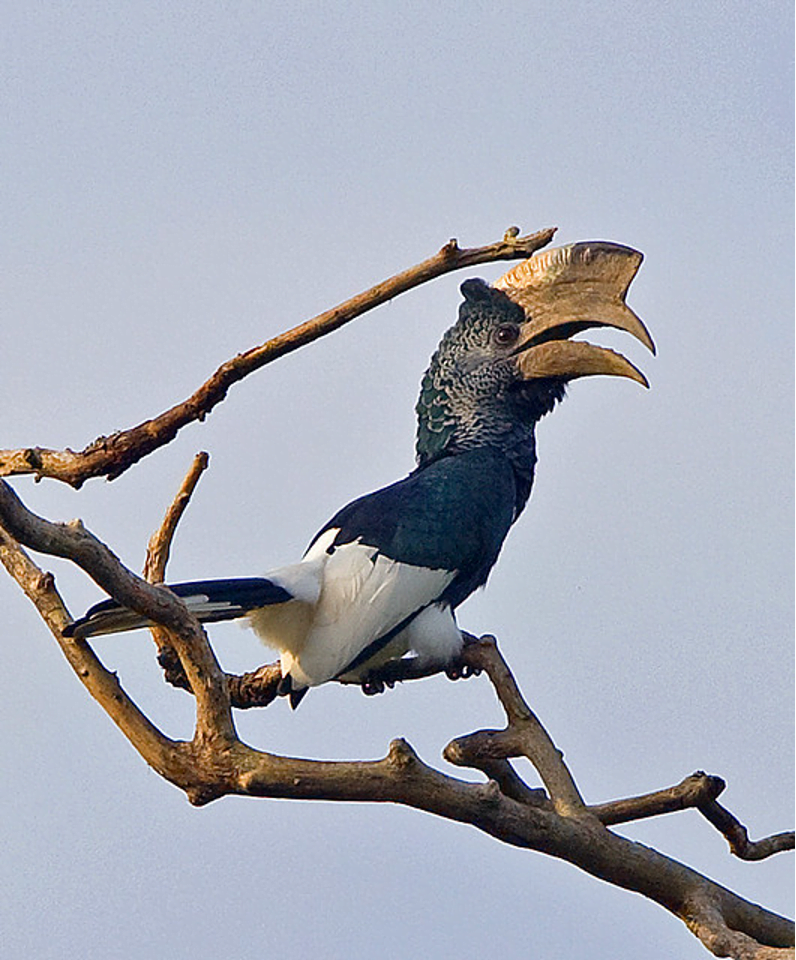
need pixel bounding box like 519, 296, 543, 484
494, 323, 520, 346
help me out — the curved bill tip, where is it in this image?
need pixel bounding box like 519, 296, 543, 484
496, 241, 656, 356
517, 340, 649, 388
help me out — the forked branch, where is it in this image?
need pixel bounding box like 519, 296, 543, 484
0, 488, 792, 958
1, 227, 792, 959
0, 478, 235, 746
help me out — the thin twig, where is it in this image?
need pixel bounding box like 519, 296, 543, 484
590, 772, 726, 825
0, 227, 556, 487
144, 452, 210, 583
698, 799, 795, 861
144, 452, 211, 674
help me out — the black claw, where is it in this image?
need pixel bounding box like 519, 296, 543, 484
445, 662, 480, 682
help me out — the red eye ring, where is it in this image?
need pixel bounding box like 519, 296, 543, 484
494, 323, 520, 345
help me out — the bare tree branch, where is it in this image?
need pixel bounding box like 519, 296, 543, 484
2, 222, 792, 958
143, 451, 212, 680
698, 799, 795, 861
0, 227, 556, 488
1, 491, 792, 957
144, 451, 210, 584
686, 894, 794, 960
0, 478, 236, 747
590, 772, 726, 824
0, 527, 190, 785
446, 636, 588, 817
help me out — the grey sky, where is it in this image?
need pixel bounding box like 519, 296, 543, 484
2, 2, 792, 958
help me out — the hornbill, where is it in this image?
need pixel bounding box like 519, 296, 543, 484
64, 241, 654, 707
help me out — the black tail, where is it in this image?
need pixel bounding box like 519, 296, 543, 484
63, 578, 293, 640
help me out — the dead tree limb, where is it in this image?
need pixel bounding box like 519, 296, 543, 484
1, 228, 792, 959
698, 799, 795, 861
143, 451, 211, 671
0, 227, 556, 488
590, 771, 726, 824
0, 478, 235, 747
0, 484, 792, 959
144, 451, 210, 584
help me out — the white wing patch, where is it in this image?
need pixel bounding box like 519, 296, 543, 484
247, 528, 457, 689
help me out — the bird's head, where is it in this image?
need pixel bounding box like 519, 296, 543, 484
415, 241, 655, 465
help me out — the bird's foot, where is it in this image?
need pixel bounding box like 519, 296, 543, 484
360, 677, 396, 696
356, 654, 481, 694
445, 661, 481, 682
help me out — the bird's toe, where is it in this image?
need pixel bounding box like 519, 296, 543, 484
445, 662, 480, 681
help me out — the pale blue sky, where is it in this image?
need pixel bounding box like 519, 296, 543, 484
1, 3, 792, 958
